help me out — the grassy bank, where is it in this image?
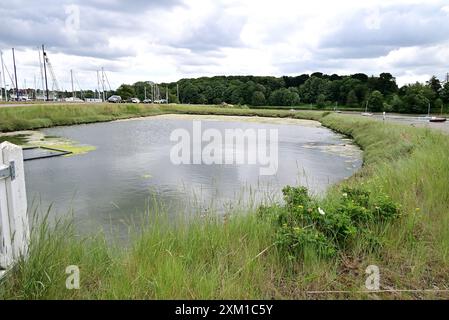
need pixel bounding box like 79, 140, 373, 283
0, 103, 324, 133
0, 104, 448, 299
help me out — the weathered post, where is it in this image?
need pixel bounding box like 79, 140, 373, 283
0, 142, 29, 276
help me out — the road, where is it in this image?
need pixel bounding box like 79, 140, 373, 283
340, 111, 449, 134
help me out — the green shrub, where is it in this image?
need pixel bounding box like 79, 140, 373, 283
260, 185, 401, 260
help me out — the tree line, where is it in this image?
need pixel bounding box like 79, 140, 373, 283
5, 72, 448, 114
114, 72, 449, 114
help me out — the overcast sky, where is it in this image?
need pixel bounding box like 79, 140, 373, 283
1, 0, 449, 91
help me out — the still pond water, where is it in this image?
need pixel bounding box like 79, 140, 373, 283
24, 115, 362, 234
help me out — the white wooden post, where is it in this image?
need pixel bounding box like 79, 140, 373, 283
0, 142, 29, 276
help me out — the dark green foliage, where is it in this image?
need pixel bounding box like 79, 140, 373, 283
316, 94, 327, 108
441, 82, 449, 104
106, 73, 448, 113
268, 88, 300, 106
251, 91, 266, 106
390, 94, 405, 113
346, 90, 359, 107
116, 84, 135, 100
259, 186, 401, 260
401, 82, 436, 114
368, 90, 384, 112
427, 76, 442, 98
299, 76, 329, 104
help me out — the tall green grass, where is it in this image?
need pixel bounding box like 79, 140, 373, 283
0, 105, 448, 299
0, 103, 318, 133
0, 104, 164, 132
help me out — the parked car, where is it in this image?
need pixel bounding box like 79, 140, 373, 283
125, 98, 140, 103
143, 99, 152, 104
108, 95, 122, 103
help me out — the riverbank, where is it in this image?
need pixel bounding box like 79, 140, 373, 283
0, 103, 322, 133
0, 104, 448, 299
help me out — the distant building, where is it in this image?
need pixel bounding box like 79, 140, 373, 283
65, 97, 84, 102
9, 94, 31, 101
85, 98, 103, 103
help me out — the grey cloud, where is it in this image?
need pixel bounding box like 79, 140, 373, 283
316, 46, 395, 60
0, 16, 136, 60
275, 59, 343, 75
319, 4, 449, 56
0, 0, 181, 59
169, 11, 247, 52
82, 0, 184, 13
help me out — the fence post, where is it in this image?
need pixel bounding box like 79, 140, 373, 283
0, 142, 29, 273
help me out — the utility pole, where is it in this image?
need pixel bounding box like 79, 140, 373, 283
166, 86, 168, 103
144, 85, 147, 100
177, 83, 179, 103
42, 45, 49, 101
0, 50, 6, 101
12, 48, 19, 101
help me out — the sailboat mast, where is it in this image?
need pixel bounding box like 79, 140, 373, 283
38, 48, 45, 98
0, 51, 7, 101
70, 69, 75, 98
42, 45, 49, 101
12, 48, 19, 101
101, 67, 105, 101
34, 74, 37, 100
96, 70, 100, 100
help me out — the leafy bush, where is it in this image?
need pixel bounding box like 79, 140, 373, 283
259, 185, 401, 260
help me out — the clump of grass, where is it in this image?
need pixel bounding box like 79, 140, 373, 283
0, 211, 287, 299
0, 104, 164, 132
0, 134, 30, 145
